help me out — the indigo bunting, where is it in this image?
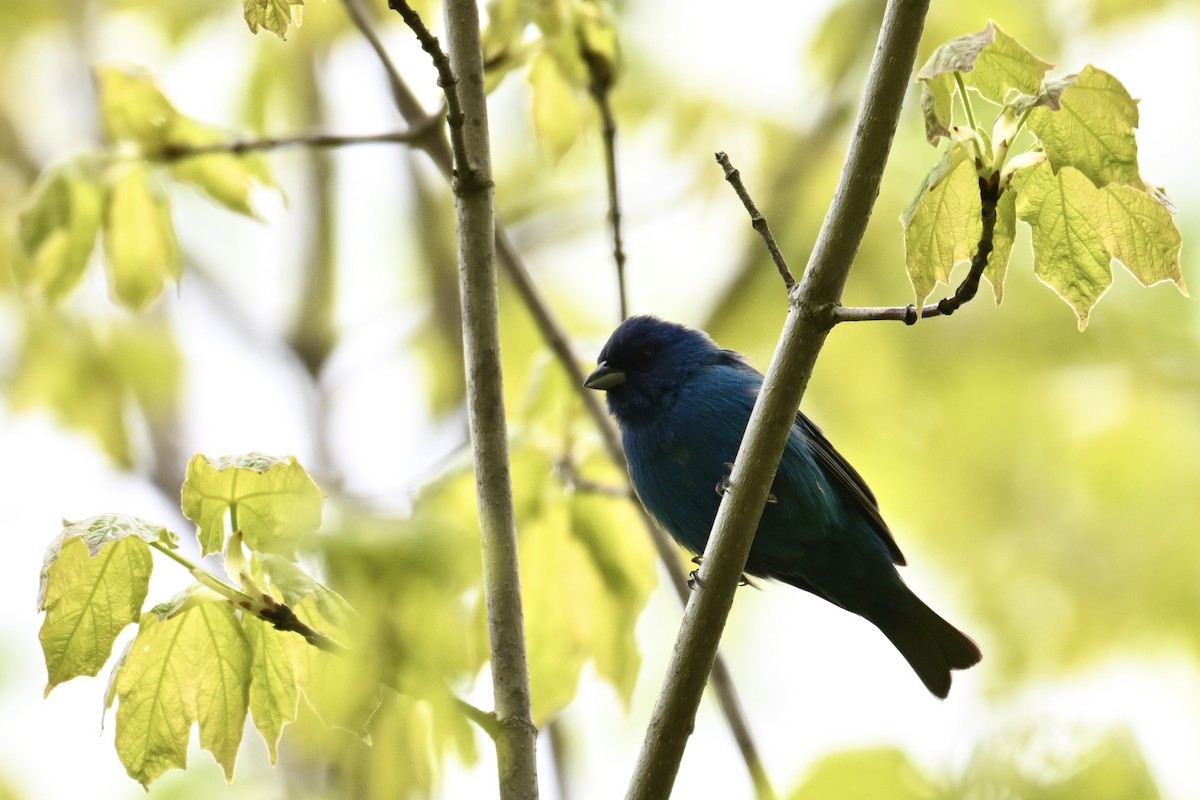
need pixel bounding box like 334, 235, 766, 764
585, 315, 981, 697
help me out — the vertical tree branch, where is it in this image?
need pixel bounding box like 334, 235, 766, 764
361, 3, 768, 792
624, 1, 931, 797
440, 0, 540, 796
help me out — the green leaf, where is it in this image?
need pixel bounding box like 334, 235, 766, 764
243, 0, 304, 40
16, 157, 103, 300
7, 315, 132, 465
529, 49, 584, 162
916, 22, 1052, 143
985, 187, 1017, 303
1012, 162, 1112, 328
101, 163, 180, 310
789, 747, 936, 800
181, 453, 324, 557
242, 614, 301, 763
95, 64, 181, 150
110, 599, 252, 786
1012, 161, 1184, 329
37, 516, 161, 693
902, 146, 981, 305
1101, 183, 1186, 293
509, 448, 655, 722
1026, 65, 1141, 187
165, 116, 278, 218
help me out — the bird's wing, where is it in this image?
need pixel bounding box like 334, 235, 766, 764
794, 412, 907, 566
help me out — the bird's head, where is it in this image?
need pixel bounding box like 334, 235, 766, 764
584, 315, 722, 424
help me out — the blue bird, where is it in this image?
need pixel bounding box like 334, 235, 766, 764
585, 315, 981, 698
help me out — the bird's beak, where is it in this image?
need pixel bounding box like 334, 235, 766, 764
584, 361, 626, 390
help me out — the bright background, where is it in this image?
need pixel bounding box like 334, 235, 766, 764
3, 0, 1200, 797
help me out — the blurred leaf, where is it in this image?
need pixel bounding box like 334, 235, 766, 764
110, 597, 252, 786
37, 517, 163, 693
105, 318, 183, 413
903, 146, 981, 306
789, 747, 938, 800
489, 444, 653, 722
96, 64, 181, 151
960, 727, 1160, 799
6, 314, 132, 465
181, 453, 324, 557
97, 64, 279, 217
244, 0, 304, 41
1026, 65, 1141, 188
101, 163, 180, 310
529, 49, 585, 162
15, 157, 103, 300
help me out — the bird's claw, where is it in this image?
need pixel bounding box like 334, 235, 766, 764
688, 568, 704, 589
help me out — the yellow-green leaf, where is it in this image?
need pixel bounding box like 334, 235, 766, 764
1012, 162, 1112, 329
529, 49, 584, 162
244, 0, 304, 40
102, 163, 180, 310
7, 315, 131, 465
37, 520, 157, 693
95, 64, 181, 150
789, 747, 936, 800
916, 22, 1052, 143
509, 448, 654, 722
1100, 182, 1185, 293
1026, 65, 1141, 188
165, 116, 278, 218
16, 159, 103, 300
902, 147, 981, 306
111, 599, 252, 786
985, 187, 1017, 303
243, 614, 301, 762
181, 453, 324, 557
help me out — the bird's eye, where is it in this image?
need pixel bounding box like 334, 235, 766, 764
633, 350, 654, 367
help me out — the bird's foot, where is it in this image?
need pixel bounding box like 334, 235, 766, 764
714, 463, 735, 497
715, 462, 777, 503
688, 556, 758, 590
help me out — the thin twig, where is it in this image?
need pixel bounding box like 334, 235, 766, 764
584, 44, 628, 321
831, 170, 1002, 325
155, 128, 438, 162
387, 0, 484, 192
715, 152, 795, 291
554, 456, 636, 500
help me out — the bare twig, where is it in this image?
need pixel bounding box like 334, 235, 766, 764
716, 151, 796, 291
625, 0, 931, 797
554, 456, 636, 499
155, 128, 439, 162
587, 65, 628, 320
831, 170, 1002, 325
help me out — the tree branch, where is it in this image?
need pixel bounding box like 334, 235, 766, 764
388, 0, 540, 795
624, 1, 931, 797
352, 1, 769, 792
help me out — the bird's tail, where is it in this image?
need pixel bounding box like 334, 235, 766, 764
877, 592, 981, 699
